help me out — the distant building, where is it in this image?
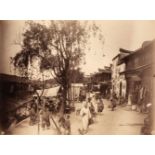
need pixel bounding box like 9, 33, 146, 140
92, 67, 111, 84
90, 66, 112, 97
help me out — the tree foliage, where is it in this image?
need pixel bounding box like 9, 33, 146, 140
12, 20, 104, 113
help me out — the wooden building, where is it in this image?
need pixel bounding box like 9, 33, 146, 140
90, 66, 112, 97
112, 49, 131, 99
120, 40, 154, 103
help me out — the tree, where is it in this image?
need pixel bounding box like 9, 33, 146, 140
70, 68, 84, 83
12, 20, 104, 115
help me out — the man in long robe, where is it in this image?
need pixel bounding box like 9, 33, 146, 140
79, 102, 91, 134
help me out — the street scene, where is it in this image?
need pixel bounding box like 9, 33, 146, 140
0, 20, 155, 135
10, 99, 146, 135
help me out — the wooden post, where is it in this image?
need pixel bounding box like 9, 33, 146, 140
37, 98, 40, 135
151, 74, 155, 134
151, 43, 155, 135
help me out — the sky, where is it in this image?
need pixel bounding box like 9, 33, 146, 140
0, 20, 155, 76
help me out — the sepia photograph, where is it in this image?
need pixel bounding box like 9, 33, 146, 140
0, 20, 155, 135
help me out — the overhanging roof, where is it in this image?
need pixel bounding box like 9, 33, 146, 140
120, 39, 155, 61
0, 73, 29, 83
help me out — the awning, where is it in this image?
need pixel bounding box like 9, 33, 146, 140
34, 86, 60, 97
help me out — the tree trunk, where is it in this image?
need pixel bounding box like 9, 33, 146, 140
59, 59, 70, 116
59, 85, 67, 116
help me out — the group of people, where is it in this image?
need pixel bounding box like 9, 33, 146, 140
28, 97, 71, 134
28, 91, 109, 135
29, 99, 51, 130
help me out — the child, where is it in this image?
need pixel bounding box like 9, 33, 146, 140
40, 106, 51, 130
58, 114, 71, 135
64, 114, 71, 135
58, 116, 66, 134
97, 97, 104, 113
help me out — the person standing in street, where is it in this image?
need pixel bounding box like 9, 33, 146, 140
87, 98, 94, 114
87, 97, 95, 124
29, 103, 37, 125
111, 93, 117, 111
92, 95, 98, 115
58, 115, 66, 134
64, 114, 71, 135
40, 106, 51, 130
79, 102, 91, 134
58, 114, 71, 135
97, 97, 104, 114
137, 85, 144, 113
